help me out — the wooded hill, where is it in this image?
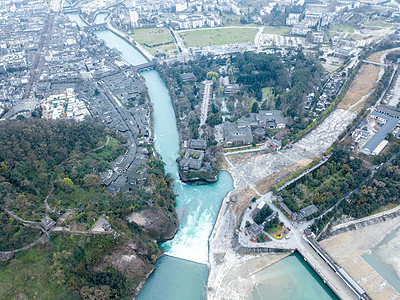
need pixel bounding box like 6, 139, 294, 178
0, 119, 177, 299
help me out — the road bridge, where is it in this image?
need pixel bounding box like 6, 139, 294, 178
299, 233, 372, 300
363, 60, 388, 68
135, 61, 156, 72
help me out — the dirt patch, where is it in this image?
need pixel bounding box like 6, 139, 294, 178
367, 50, 387, 63
230, 187, 257, 219
338, 64, 381, 110
255, 158, 313, 194
227, 149, 270, 165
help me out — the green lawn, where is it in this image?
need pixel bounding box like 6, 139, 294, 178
266, 224, 286, 237
346, 33, 363, 40
178, 27, 258, 47
262, 87, 278, 99
370, 203, 399, 215
263, 25, 291, 35
130, 27, 173, 47
130, 27, 176, 55
330, 25, 355, 33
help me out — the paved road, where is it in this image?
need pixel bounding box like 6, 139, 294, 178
200, 80, 212, 127
254, 26, 264, 47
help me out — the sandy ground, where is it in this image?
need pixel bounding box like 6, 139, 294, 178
338, 64, 381, 111
254, 158, 313, 194
320, 218, 400, 300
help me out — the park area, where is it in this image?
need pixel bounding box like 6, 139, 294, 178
178, 27, 258, 48
338, 64, 381, 111
130, 27, 176, 56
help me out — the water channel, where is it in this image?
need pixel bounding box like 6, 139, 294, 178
363, 226, 400, 293
66, 13, 338, 299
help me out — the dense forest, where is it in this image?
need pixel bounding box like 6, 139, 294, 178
343, 155, 400, 218
280, 149, 370, 215
0, 119, 177, 299
233, 50, 322, 115
157, 50, 323, 143
311, 152, 400, 234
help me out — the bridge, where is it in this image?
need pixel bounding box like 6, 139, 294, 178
135, 61, 156, 72
300, 233, 372, 300
363, 60, 388, 68
87, 23, 108, 31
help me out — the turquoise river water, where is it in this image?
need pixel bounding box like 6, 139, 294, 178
363, 226, 400, 293
63, 13, 340, 299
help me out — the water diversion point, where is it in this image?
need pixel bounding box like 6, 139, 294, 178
162, 206, 215, 264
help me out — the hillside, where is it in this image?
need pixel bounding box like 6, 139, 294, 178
0, 118, 178, 299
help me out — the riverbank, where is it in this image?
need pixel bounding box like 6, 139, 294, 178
320, 216, 400, 300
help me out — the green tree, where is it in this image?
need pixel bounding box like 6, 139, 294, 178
251, 102, 259, 113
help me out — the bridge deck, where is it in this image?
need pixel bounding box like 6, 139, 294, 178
135, 61, 155, 71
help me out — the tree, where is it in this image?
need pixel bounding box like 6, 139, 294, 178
63, 177, 73, 187
254, 205, 273, 225
251, 102, 259, 113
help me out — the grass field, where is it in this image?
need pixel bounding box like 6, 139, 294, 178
338, 64, 381, 111
130, 27, 176, 56
0, 247, 72, 299
370, 203, 399, 215
330, 25, 355, 33
262, 87, 274, 99
263, 26, 291, 35
178, 27, 258, 47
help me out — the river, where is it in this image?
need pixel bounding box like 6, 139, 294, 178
363, 226, 400, 293
65, 13, 337, 299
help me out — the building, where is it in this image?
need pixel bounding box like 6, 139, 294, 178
375, 105, 400, 120
299, 204, 319, 219
40, 88, 90, 121
223, 122, 253, 146
223, 84, 240, 94
286, 13, 301, 26
257, 110, 286, 129
268, 138, 282, 151
291, 23, 311, 36
190, 139, 207, 150
248, 223, 263, 238
41, 215, 56, 231
180, 72, 197, 82
180, 149, 205, 170
361, 107, 399, 155
311, 31, 324, 44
